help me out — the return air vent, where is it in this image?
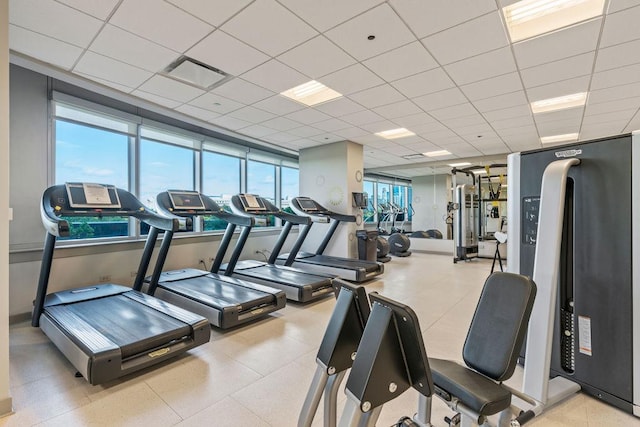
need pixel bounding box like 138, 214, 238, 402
402, 153, 426, 160
164, 57, 231, 90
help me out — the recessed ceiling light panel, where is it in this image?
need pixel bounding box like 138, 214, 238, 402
375, 128, 416, 139
423, 150, 451, 157
448, 162, 472, 167
503, 0, 606, 42
280, 80, 342, 106
540, 132, 579, 144
531, 92, 587, 114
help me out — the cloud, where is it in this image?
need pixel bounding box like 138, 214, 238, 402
83, 167, 114, 177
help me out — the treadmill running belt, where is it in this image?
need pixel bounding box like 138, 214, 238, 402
52, 295, 192, 359
297, 255, 380, 272
237, 265, 329, 287
159, 275, 275, 310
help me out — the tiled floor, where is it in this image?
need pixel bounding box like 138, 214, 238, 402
2, 253, 639, 426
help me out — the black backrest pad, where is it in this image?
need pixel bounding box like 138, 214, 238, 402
463, 272, 537, 382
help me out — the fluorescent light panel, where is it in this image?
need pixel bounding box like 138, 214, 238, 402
540, 132, 579, 144
531, 92, 587, 114
503, 0, 606, 42
375, 128, 416, 139
423, 150, 451, 157
280, 80, 342, 106
448, 162, 471, 167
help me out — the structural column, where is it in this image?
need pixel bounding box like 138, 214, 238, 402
0, 0, 13, 416
299, 141, 364, 258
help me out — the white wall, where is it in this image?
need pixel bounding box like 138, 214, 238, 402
1, 0, 13, 415
299, 141, 363, 258
411, 173, 451, 237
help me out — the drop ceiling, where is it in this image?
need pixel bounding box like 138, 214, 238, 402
8, 0, 640, 178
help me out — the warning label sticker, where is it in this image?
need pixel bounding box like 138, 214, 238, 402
578, 315, 592, 356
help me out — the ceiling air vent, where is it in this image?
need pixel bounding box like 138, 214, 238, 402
402, 153, 426, 160
164, 56, 231, 90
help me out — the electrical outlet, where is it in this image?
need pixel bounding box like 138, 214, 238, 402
99, 275, 112, 283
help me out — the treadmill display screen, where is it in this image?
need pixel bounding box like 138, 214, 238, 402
168, 191, 206, 210
239, 194, 266, 211
66, 183, 121, 209
298, 199, 319, 212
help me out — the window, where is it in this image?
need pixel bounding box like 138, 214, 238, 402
202, 151, 241, 231
55, 119, 131, 240
281, 166, 299, 214
363, 180, 375, 223
247, 159, 276, 226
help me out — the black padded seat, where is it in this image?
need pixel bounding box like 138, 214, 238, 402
430, 358, 511, 416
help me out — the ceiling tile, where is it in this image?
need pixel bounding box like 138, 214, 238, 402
10, 0, 102, 47
534, 108, 584, 124
591, 62, 640, 90
412, 88, 468, 111
442, 142, 483, 157
310, 133, 344, 143
595, 39, 640, 72
391, 67, 455, 98
210, 115, 253, 130
497, 125, 538, 137
392, 112, 436, 128
288, 126, 325, 137
222, 0, 317, 56
411, 121, 449, 135
110, 0, 214, 52
390, 0, 496, 39
137, 75, 206, 103
536, 119, 581, 135
75, 73, 135, 93
372, 100, 422, 119
89, 25, 178, 73
600, 5, 640, 48
514, 19, 601, 69
422, 12, 508, 65
314, 97, 365, 116
278, 0, 384, 32
188, 92, 245, 114
608, 0, 640, 13
285, 108, 332, 124
74, 51, 153, 88
130, 89, 183, 109
333, 127, 370, 139
624, 110, 640, 132
440, 114, 487, 128
325, 4, 416, 61
265, 132, 304, 143
580, 122, 629, 140
363, 41, 437, 81
175, 104, 221, 122
460, 72, 523, 101
359, 120, 398, 133
312, 118, 352, 132
253, 95, 305, 116
210, 78, 274, 105
444, 47, 517, 85
429, 103, 478, 121
237, 124, 279, 138
9, 25, 83, 70
228, 106, 277, 123
483, 105, 532, 122
261, 116, 302, 131
278, 35, 356, 78
585, 97, 640, 116
581, 109, 636, 125
349, 84, 405, 109
489, 115, 536, 130
520, 52, 595, 88
342, 110, 385, 126
457, 123, 495, 137
319, 63, 384, 95
477, 143, 510, 155
526, 76, 591, 102
56, 0, 119, 19
167, 0, 253, 27
241, 60, 309, 93
186, 30, 270, 76
474, 91, 528, 113
589, 82, 640, 104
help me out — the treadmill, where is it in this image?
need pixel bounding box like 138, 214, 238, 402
276, 197, 384, 282
144, 190, 286, 329
217, 193, 336, 302
34, 183, 210, 385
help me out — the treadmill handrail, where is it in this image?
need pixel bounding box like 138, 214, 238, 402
156, 191, 254, 228
291, 197, 356, 223
41, 185, 180, 237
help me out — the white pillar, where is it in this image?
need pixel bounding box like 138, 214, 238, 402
0, 0, 13, 416
299, 141, 364, 258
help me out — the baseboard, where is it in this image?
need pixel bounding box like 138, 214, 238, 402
0, 397, 13, 418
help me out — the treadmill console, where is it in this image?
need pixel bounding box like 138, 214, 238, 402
168, 190, 206, 211
66, 183, 121, 209
297, 198, 321, 213
238, 194, 267, 212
